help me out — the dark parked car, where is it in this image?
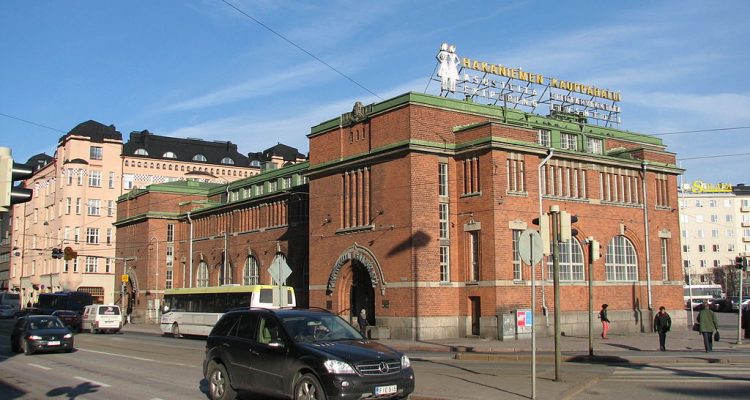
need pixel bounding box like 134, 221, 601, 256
13, 307, 45, 318
709, 298, 730, 312
10, 315, 75, 355
51, 310, 82, 332
203, 308, 415, 400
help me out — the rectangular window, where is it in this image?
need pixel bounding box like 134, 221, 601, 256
73, 258, 78, 272
712, 244, 720, 252
123, 174, 134, 190
64, 260, 70, 273
728, 244, 736, 252
438, 163, 448, 197
77, 173, 83, 186
64, 226, 70, 241
724, 199, 732, 207
512, 230, 522, 281
698, 244, 706, 252
682, 244, 690, 252
709, 200, 717, 208
86, 228, 99, 244
87, 199, 100, 216
468, 231, 480, 282
560, 133, 578, 150
66, 197, 72, 214
85, 256, 97, 273
165, 268, 173, 289
108, 171, 116, 189
105, 258, 112, 273
506, 153, 526, 193
660, 239, 669, 281
74, 227, 80, 243
90, 146, 103, 160
538, 129, 551, 147
587, 137, 603, 154
66, 170, 73, 186
88, 171, 101, 187
711, 229, 719, 238
439, 203, 449, 240
106, 228, 112, 245
710, 214, 718, 223
269, 180, 278, 192
75, 198, 81, 215
439, 246, 450, 283
167, 224, 174, 242
107, 200, 115, 217
726, 214, 734, 222
341, 167, 371, 228
462, 157, 480, 194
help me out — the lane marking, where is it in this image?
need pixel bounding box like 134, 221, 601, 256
76, 348, 197, 368
28, 363, 52, 370
74, 376, 112, 388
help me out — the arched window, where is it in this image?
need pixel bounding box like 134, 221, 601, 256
197, 261, 209, 287
221, 157, 235, 165
193, 154, 207, 162
605, 236, 638, 281
547, 238, 585, 281
163, 151, 177, 159
134, 148, 148, 156
219, 262, 233, 285
244, 256, 259, 285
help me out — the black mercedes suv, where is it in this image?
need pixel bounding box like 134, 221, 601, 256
203, 308, 414, 400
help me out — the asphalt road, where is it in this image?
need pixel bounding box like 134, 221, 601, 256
1, 314, 749, 400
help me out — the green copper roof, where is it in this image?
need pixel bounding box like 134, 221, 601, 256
309, 92, 662, 146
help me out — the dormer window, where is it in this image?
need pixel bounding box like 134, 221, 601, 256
134, 148, 148, 156
163, 151, 177, 159
193, 154, 207, 162
221, 157, 235, 165
250, 160, 261, 167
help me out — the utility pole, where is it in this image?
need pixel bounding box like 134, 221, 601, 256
550, 205, 561, 381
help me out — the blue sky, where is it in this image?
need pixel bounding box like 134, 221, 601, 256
1, 0, 748, 185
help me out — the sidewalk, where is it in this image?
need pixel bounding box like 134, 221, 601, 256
122, 321, 750, 361
121, 322, 750, 399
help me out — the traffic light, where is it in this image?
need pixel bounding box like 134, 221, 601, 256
735, 256, 747, 270
63, 246, 77, 261
560, 211, 579, 241
0, 146, 34, 212
532, 214, 551, 255
587, 236, 601, 262
51, 248, 63, 259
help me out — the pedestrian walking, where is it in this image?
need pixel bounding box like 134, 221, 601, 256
697, 300, 719, 352
653, 306, 672, 351
357, 308, 368, 338
599, 304, 610, 339
742, 305, 750, 339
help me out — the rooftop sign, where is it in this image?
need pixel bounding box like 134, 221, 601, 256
432, 43, 622, 126
690, 180, 733, 193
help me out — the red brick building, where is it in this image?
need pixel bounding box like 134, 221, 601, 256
116, 92, 683, 340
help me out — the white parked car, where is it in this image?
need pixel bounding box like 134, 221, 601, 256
0, 305, 16, 318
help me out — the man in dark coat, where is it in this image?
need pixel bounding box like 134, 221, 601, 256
654, 306, 672, 351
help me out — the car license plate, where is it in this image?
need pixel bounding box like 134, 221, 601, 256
374, 385, 397, 395
47, 341, 60, 346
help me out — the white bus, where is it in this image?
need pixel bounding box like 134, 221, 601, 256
160, 285, 296, 337
683, 284, 724, 309
0, 292, 21, 310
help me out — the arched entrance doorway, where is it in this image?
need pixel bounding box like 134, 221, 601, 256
326, 243, 386, 328
350, 260, 375, 326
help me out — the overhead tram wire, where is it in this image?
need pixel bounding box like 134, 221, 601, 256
220, 0, 383, 101
678, 152, 750, 161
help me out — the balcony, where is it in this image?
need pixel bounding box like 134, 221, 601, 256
744, 236, 750, 242
743, 221, 750, 227
742, 205, 750, 212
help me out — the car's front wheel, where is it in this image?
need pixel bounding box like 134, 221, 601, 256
207, 362, 236, 400
294, 373, 326, 400
172, 323, 181, 338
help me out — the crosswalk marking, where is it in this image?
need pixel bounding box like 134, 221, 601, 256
603, 364, 750, 383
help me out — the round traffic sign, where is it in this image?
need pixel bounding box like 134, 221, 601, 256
518, 229, 543, 265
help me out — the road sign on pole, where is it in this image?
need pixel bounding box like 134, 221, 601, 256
519, 229, 543, 266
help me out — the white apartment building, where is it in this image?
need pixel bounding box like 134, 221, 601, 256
679, 181, 750, 285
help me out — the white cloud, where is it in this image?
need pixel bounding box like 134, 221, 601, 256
163, 61, 327, 112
